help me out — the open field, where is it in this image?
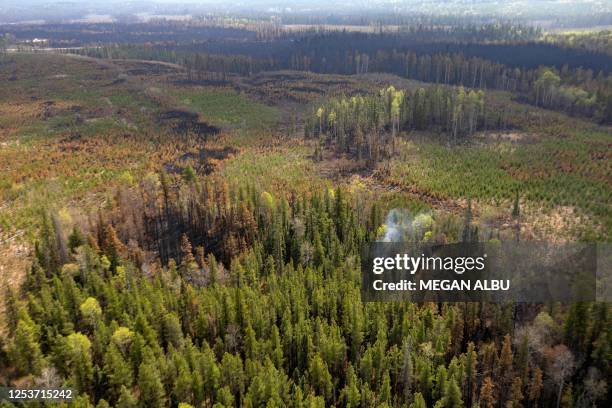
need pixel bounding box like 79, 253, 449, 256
170, 87, 280, 130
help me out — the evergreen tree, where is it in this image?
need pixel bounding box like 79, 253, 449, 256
509, 376, 524, 408
499, 334, 514, 400
64, 332, 94, 394
103, 345, 133, 402
463, 342, 477, 406
440, 377, 464, 408
479, 377, 496, 408
410, 392, 427, 408
68, 227, 86, 253
220, 353, 245, 405
308, 353, 333, 401
340, 364, 361, 407
10, 315, 44, 376
528, 367, 543, 407
137, 361, 166, 408
379, 370, 392, 405
101, 224, 125, 271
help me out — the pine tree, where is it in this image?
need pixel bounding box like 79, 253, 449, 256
68, 226, 86, 253
174, 363, 194, 405
162, 312, 183, 349
116, 387, 138, 408
442, 377, 464, 408
379, 370, 392, 405
179, 234, 196, 273
65, 332, 94, 394
340, 364, 361, 407
243, 359, 288, 407
182, 165, 197, 183
528, 367, 543, 407
564, 302, 589, 354
515, 334, 530, 380
410, 392, 427, 408
104, 345, 133, 402
198, 342, 220, 404
479, 377, 496, 408
433, 365, 448, 401
220, 353, 245, 405
10, 315, 43, 376
3, 287, 19, 335
308, 353, 333, 401
215, 386, 235, 406
401, 338, 413, 402
499, 334, 514, 399
270, 325, 284, 369
137, 361, 166, 408
463, 342, 477, 406
509, 376, 524, 407
480, 342, 499, 380
101, 224, 125, 271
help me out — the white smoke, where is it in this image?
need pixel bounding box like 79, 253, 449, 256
380, 208, 433, 242
381, 208, 411, 242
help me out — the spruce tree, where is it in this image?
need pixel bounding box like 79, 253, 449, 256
137, 361, 166, 408
479, 377, 496, 408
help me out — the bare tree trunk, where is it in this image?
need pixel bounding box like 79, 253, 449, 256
556, 381, 564, 408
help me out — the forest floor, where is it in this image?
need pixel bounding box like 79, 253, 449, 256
0, 52, 610, 330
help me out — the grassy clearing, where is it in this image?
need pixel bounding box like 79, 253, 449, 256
389, 126, 611, 239
220, 145, 326, 194
171, 87, 280, 130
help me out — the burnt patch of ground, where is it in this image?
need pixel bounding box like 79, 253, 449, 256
109, 59, 184, 75
314, 149, 374, 181
239, 71, 375, 104
164, 146, 238, 175
158, 109, 220, 139
172, 78, 233, 87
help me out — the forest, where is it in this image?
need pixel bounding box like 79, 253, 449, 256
0, 7, 610, 408
2, 177, 609, 407
67, 28, 612, 124
305, 86, 489, 163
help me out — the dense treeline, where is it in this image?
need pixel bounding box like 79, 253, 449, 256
305, 86, 492, 164
182, 54, 275, 80
65, 27, 612, 75
0, 22, 256, 46
286, 33, 611, 74
543, 30, 612, 57
70, 30, 612, 123
278, 17, 542, 39
283, 33, 611, 122
70, 45, 276, 80
8, 18, 612, 115
160, 31, 611, 74
1, 176, 609, 407
276, 23, 542, 43
529, 68, 612, 121
3, 21, 541, 48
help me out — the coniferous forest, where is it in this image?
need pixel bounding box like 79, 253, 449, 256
0, 2, 610, 407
